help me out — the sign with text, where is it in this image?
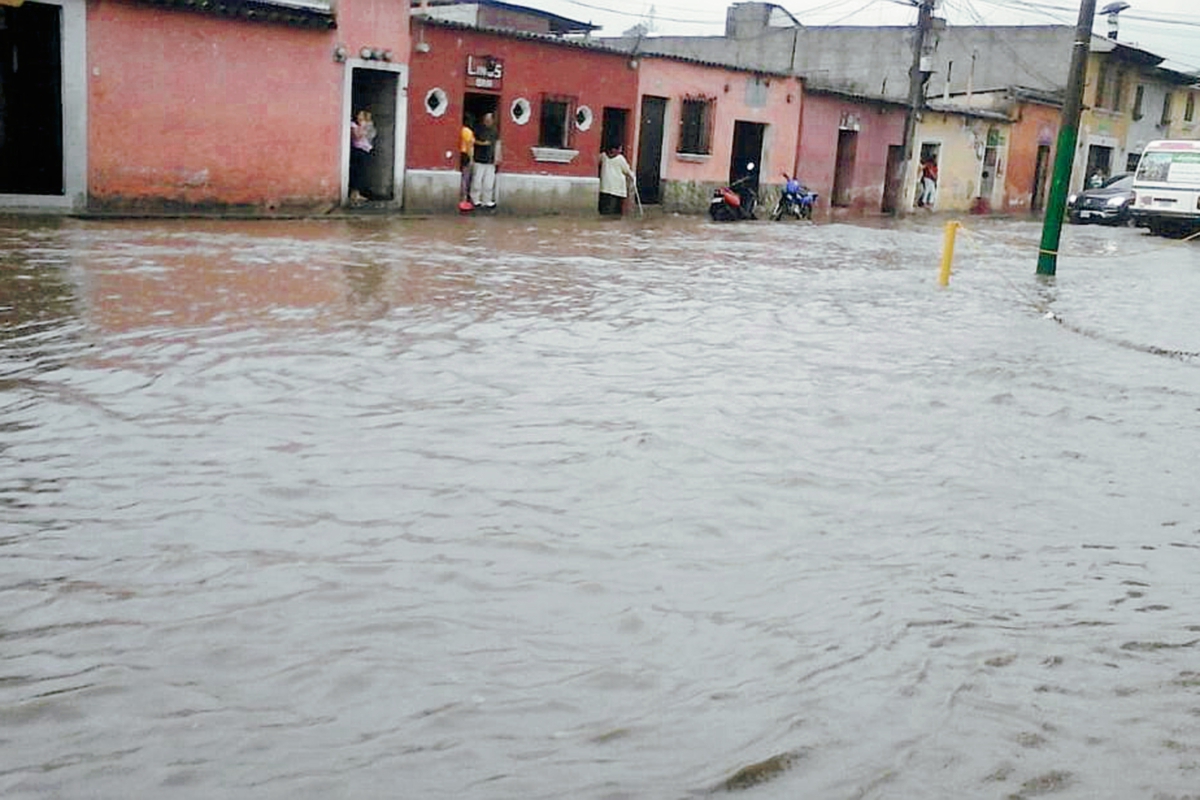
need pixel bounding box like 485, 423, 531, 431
466, 55, 503, 90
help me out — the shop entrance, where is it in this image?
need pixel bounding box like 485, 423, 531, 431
463, 92, 499, 137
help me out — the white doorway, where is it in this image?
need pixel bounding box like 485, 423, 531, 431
342, 61, 407, 206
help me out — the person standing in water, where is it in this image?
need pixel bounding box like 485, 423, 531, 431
598, 144, 636, 216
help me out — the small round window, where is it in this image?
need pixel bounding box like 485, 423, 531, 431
510, 97, 531, 126
424, 88, 448, 118
575, 105, 594, 132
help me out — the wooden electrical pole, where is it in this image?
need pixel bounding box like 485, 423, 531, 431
901, 0, 936, 211
1037, 0, 1098, 276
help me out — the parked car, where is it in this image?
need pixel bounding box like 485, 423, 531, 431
1067, 173, 1135, 225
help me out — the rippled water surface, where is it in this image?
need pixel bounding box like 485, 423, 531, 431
2, 213, 1199, 799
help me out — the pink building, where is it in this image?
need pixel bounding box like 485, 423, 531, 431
632, 56, 804, 213
1, 0, 409, 214
794, 87, 909, 217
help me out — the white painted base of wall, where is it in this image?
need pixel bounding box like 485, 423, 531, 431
404, 169, 601, 215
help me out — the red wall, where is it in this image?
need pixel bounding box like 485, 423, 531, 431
407, 24, 639, 178
796, 92, 907, 215
87, 0, 409, 212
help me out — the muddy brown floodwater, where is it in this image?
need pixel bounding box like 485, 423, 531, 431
2, 213, 1200, 799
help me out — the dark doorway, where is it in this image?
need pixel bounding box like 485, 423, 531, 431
729, 120, 765, 192
0, 2, 64, 196
831, 129, 858, 207
1032, 143, 1051, 213
463, 91, 499, 134
1085, 144, 1113, 183
350, 68, 399, 201
882, 144, 904, 213
601, 107, 629, 153
636, 95, 666, 204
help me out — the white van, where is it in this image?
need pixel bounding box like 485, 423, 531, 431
1130, 139, 1200, 236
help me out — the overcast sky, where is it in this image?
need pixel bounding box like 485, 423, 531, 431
539, 0, 1200, 71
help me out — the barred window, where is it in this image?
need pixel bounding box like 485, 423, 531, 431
678, 96, 714, 155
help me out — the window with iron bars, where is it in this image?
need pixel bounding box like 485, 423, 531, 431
678, 96, 715, 155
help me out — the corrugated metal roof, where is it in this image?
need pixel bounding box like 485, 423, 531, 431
413, 0, 597, 35
414, 16, 796, 79
136, 0, 335, 28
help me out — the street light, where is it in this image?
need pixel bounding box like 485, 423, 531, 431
1101, 1, 1131, 40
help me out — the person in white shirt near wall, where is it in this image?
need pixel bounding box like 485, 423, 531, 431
598, 144, 636, 216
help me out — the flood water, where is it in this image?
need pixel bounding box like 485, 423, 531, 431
2, 212, 1199, 799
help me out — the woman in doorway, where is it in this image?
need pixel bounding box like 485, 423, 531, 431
919, 157, 938, 208
598, 144, 636, 216
349, 108, 376, 204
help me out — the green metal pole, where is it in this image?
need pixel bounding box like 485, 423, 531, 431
1037, 0, 1097, 276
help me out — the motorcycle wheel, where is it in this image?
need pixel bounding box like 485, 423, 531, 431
800, 204, 812, 220
770, 200, 784, 221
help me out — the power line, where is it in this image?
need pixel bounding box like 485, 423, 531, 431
825, 0, 890, 26
943, 0, 1065, 86
554, 0, 725, 26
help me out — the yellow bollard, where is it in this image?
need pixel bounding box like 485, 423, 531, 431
938, 220, 960, 287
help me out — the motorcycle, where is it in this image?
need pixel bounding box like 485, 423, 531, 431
709, 164, 759, 221
770, 173, 818, 221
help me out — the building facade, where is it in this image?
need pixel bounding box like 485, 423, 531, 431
911, 106, 1012, 213
632, 56, 802, 214
405, 19, 638, 213
795, 88, 907, 216
1, 0, 410, 214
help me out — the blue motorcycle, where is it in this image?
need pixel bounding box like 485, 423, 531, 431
770, 174, 818, 221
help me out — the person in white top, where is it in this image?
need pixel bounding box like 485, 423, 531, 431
598, 144, 636, 216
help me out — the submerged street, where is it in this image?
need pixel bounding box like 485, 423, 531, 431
2, 213, 1199, 798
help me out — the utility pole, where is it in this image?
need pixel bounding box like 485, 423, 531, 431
901, 0, 936, 211
1036, 0, 1098, 276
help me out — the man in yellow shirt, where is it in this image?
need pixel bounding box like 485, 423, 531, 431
459, 119, 475, 207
